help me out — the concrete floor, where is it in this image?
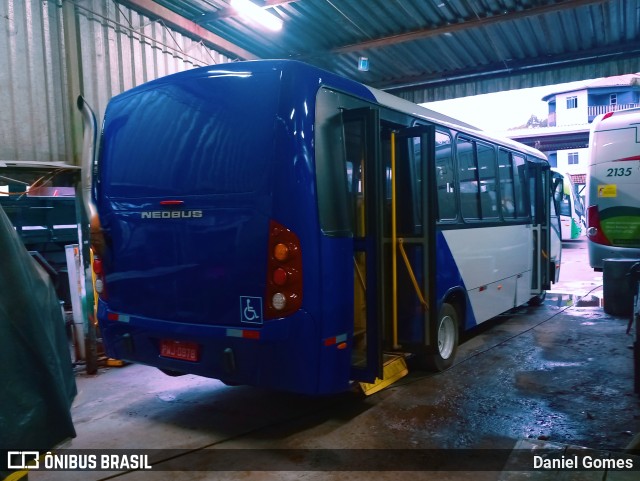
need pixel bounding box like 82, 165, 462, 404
29, 238, 640, 480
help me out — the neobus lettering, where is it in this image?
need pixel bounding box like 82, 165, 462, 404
141, 211, 203, 219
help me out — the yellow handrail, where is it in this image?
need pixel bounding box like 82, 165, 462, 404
353, 256, 366, 293
398, 238, 429, 310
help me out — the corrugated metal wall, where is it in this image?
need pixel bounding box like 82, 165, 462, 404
1, 1, 69, 163
0, 0, 230, 164
76, 0, 230, 127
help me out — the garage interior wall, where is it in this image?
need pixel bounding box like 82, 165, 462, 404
0, 0, 230, 164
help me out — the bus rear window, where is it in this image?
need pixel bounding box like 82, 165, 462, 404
100, 74, 278, 198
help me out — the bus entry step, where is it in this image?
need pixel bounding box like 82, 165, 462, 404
359, 354, 408, 396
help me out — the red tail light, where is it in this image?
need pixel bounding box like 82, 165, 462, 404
586, 205, 611, 246
265, 220, 302, 319
92, 257, 103, 275
92, 255, 108, 300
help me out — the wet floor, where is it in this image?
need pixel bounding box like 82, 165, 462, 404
29, 239, 640, 480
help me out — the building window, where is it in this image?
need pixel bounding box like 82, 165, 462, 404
610, 94, 617, 105
568, 152, 579, 165
566, 96, 578, 109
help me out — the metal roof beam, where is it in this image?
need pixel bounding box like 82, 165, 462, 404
383, 41, 640, 93
331, 0, 607, 54
117, 0, 259, 60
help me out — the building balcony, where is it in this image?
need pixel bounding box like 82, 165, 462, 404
588, 103, 640, 122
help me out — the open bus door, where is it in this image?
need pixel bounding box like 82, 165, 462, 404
387, 125, 438, 370
529, 163, 562, 303
342, 108, 384, 387
343, 107, 436, 393
550, 171, 563, 283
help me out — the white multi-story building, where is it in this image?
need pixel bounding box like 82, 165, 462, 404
507, 74, 640, 190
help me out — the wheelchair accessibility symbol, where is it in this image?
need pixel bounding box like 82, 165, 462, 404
240, 296, 263, 324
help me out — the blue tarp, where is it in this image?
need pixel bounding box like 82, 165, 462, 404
0, 204, 76, 471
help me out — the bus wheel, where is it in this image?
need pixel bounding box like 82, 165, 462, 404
424, 303, 459, 372
528, 291, 547, 306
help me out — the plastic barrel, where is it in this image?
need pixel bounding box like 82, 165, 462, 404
603, 258, 639, 316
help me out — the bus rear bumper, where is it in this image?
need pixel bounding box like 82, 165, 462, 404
96, 303, 352, 395
588, 241, 640, 270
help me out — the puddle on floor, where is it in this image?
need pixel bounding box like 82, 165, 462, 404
545, 292, 603, 307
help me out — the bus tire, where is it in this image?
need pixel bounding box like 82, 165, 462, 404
159, 368, 185, 377
424, 302, 459, 372
528, 291, 547, 306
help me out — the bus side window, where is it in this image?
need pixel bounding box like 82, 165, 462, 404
498, 149, 515, 218
477, 142, 498, 220
315, 109, 353, 237
435, 131, 456, 221
344, 121, 367, 237
512, 153, 528, 219
457, 136, 480, 220
388, 127, 423, 237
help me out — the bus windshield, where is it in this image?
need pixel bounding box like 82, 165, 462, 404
554, 171, 585, 240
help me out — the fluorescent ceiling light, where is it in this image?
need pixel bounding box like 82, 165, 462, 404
231, 0, 283, 32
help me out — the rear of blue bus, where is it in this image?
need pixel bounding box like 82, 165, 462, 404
93, 62, 352, 395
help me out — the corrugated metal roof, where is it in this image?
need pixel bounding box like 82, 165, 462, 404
121, 0, 640, 101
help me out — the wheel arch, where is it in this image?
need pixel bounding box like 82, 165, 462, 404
439, 286, 467, 334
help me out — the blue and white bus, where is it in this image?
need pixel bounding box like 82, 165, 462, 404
81, 60, 561, 395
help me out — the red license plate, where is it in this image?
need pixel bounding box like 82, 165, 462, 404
160, 340, 199, 362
